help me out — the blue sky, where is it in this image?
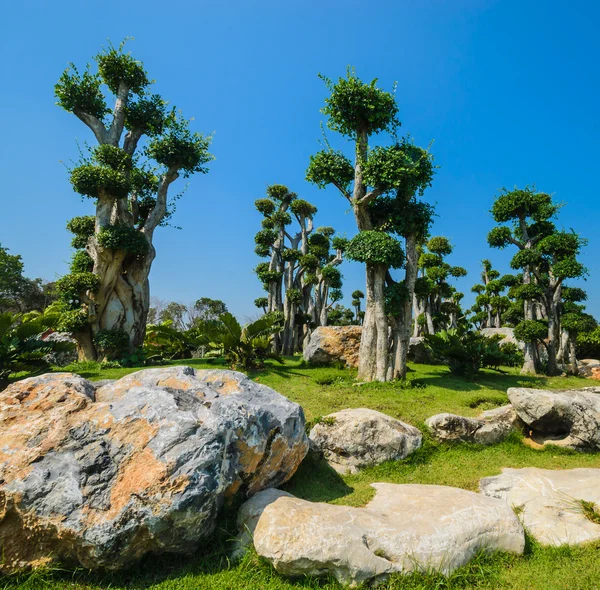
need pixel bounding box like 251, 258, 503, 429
1, 0, 599, 319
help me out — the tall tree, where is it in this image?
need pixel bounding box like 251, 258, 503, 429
54, 41, 212, 360
307, 69, 434, 381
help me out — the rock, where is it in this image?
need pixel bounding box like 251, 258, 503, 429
238, 483, 524, 586
309, 408, 422, 474
507, 386, 600, 450
425, 405, 519, 445
480, 327, 524, 349
408, 337, 433, 364
303, 326, 362, 368
0, 367, 308, 573
578, 359, 600, 379
90, 379, 117, 388
42, 331, 78, 366
480, 467, 600, 546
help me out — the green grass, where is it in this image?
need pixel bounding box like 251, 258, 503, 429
3, 359, 600, 589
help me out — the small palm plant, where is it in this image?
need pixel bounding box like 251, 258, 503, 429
0, 311, 75, 388
215, 312, 283, 370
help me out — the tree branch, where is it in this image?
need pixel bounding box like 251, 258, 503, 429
143, 166, 179, 236
360, 187, 384, 205
108, 81, 130, 146
123, 128, 143, 155
332, 181, 352, 201
73, 109, 107, 144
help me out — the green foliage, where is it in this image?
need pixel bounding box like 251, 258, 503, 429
364, 142, 434, 194
299, 253, 319, 271
215, 312, 283, 370
561, 312, 596, 335
254, 262, 282, 285
55, 63, 109, 120
331, 236, 348, 252
289, 199, 317, 218
96, 42, 150, 94
285, 288, 302, 304
94, 328, 130, 359
254, 229, 277, 248
487, 225, 513, 249
424, 328, 511, 379
490, 186, 558, 224
254, 297, 268, 310
146, 112, 213, 177
499, 342, 525, 367
577, 326, 600, 359
319, 67, 399, 137
319, 265, 342, 288
305, 149, 354, 192
510, 248, 542, 269
97, 225, 149, 255
514, 319, 548, 343
56, 272, 100, 301
124, 94, 167, 135
0, 312, 75, 386
66, 216, 95, 249
427, 236, 452, 256
254, 198, 276, 216
70, 163, 129, 199
0, 243, 25, 311
346, 231, 404, 268
94, 144, 133, 170
266, 184, 296, 203
69, 251, 93, 273
57, 308, 89, 332
281, 248, 301, 262
351, 289, 364, 300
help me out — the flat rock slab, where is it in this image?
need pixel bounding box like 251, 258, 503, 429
238, 483, 524, 587
480, 468, 600, 546
425, 405, 518, 445
309, 408, 422, 474
0, 367, 308, 572
507, 387, 600, 450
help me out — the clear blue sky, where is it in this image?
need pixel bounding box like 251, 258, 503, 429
1, 0, 599, 319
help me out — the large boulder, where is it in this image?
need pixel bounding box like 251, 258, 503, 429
303, 326, 361, 367
480, 327, 523, 349
0, 367, 308, 573
42, 331, 78, 366
578, 359, 600, 379
507, 386, 600, 450
309, 408, 422, 474
238, 484, 524, 586
480, 468, 600, 546
408, 337, 433, 363
425, 405, 519, 445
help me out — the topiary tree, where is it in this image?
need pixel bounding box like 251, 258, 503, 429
54, 41, 212, 360
306, 69, 434, 381
469, 260, 514, 329
487, 186, 558, 374
412, 236, 466, 337
351, 290, 364, 325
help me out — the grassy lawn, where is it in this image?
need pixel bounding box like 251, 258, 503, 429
3, 360, 600, 589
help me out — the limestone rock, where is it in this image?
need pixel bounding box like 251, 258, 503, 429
408, 337, 433, 363
303, 326, 362, 367
238, 483, 524, 586
507, 386, 600, 450
480, 327, 523, 349
578, 359, 600, 379
0, 367, 308, 572
480, 467, 600, 546
309, 408, 421, 474
425, 405, 519, 445
42, 331, 78, 366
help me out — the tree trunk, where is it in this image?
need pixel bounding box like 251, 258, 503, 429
520, 267, 540, 374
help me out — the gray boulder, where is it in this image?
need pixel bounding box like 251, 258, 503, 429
408, 337, 433, 363
309, 408, 422, 474
42, 331, 78, 366
303, 326, 362, 367
426, 405, 519, 445
238, 483, 524, 586
0, 367, 308, 572
507, 386, 600, 450
481, 467, 600, 546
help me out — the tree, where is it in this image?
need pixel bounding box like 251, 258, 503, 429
54, 41, 213, 360
253, 185, 345, 355
307, 68, 434, 381
488, 186, 586, 375
412, 237, 466, 336
0, 244, 24, 311
469, 260, 514, 329
351, 290, 364, 325
192, 298, 228, 323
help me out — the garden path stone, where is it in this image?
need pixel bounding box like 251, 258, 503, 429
309, 408, 422, 474
507, 386, 600, 450
238, 483, 525, 587
0, 367, 308, 572
425, 405, 519, 445
480, 467, 600, 546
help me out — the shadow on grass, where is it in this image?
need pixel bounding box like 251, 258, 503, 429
283, 452, 354, 502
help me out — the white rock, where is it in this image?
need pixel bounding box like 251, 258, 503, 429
309, 408, 422, 474
480, 467, 600, 546
238, 483, 525, 587
425, 405, 518, 445
507, 387, 600, 450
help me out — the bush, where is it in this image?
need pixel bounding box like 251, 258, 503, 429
577, 327, 600, 360
424, 328, 511, 379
